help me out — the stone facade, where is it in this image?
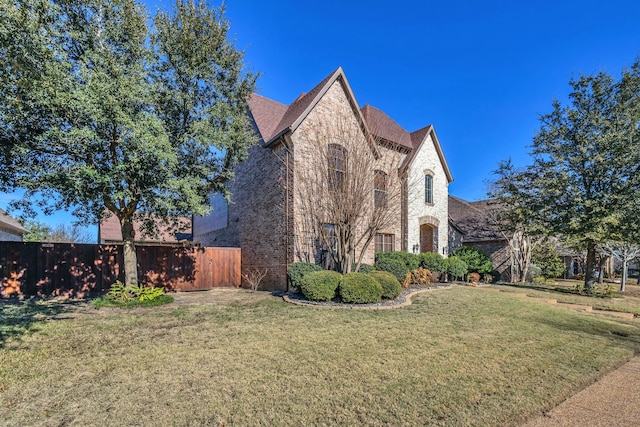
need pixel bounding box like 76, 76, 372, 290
406, 131, 450, 256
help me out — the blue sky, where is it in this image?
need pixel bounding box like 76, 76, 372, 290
3, 0, 639, 233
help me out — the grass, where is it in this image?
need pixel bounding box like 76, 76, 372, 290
91, 294, 174, 308
493, 279, 640, 316
2, 286, 640, 426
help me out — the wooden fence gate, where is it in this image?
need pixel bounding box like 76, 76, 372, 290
0, 243, 241, 298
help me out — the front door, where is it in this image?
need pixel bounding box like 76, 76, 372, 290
420, 224, 434, 253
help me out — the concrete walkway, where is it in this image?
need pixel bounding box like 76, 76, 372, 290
523, 356, 640, 426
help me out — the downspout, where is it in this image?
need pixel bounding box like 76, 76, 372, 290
283, 134, 294, 292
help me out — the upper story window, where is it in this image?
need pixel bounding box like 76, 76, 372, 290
425, 174, 433, 204
328, 144, 347, 191
374, 170, 387, 208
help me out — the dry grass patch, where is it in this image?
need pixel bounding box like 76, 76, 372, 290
494, 280, 640, 316
2, 287, 640, 426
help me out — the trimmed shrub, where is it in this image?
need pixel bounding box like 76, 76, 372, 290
450, 246, 493, 274
299, 270, 342, 301
403, 268, 433, 288
526, 264, 543, 283
369, 270, 401, 299
375, 258, 409, 283
339, 272, 383, 304
376, 251, 420, 271
353, 263, 374, 274
419, 252, 445, 273
288, 262, 322, 291
445, 256, 467, 280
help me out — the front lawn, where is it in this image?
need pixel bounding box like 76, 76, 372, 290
2, 286, 640, 426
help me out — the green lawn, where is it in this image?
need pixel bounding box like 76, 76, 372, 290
2, 286, 640, 426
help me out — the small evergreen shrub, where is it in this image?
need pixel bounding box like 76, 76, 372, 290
299, 270, 342, 301
353, 263, 374, 274
444, 256, 467, 281
288, 262, 322, 291
375, 258, 409, 282
375, 251, 420, 271
403, 268, 433, 287
419, 252, 445, 273
526, 264, 543, 283
339, 272, 383, 304
450, 246, 493, 274
369, 270, 401, 299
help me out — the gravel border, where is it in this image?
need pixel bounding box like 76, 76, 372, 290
283, 284, 453, 310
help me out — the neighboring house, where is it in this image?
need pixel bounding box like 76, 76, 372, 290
0, 208, 28, 242
448, 195, 608, 281
99, 214, 192, 245
194, 67, 453, 289
448, 195, 512, 280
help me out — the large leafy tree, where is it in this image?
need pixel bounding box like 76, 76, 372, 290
1, 0, 257, 285
493, 60, 640, 293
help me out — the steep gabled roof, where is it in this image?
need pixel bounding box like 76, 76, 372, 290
247, 94, 288, 143
401, 125, 454, 183
360, 105, 413, 150
252, 67, 371, 147
0, 208, 28, 235
448, 195, 503, 242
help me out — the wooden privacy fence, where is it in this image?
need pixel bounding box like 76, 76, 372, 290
0, 242, 241, 298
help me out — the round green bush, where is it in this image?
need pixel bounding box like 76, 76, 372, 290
419, 252, 445, 273
353, 263, 374, 274
375, 258, 408, 282
375, 251, 420, 271
339, 272, 383, 304
299, 270, 342, 301
288, 262, 322, 291
369, 270, 401, 299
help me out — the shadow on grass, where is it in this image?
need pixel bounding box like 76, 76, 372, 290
0, 299, 87, 349
495, 282, 619, 299
537, 312, 640, 354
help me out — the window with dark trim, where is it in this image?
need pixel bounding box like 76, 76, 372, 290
328, 144, 346, 191
375, 233, 395, 252
425, 174, 433, 204
374, 170, 387, 208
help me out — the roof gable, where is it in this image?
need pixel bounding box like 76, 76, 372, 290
402, 125, 454, 183
250, 67, 373, 149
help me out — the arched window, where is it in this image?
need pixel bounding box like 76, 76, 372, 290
328, 144, 346, 191
374, 170, 387, 208
425, 174, 433, 204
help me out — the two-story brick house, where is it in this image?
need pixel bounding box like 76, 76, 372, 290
194, 67, 453, 289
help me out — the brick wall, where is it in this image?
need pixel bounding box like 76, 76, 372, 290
194, 142, 292, 290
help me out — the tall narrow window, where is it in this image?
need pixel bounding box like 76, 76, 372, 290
374, 170, 387, 208
328, 144, 346, 191
425, 174, 433, 204
375, 233, 395, 252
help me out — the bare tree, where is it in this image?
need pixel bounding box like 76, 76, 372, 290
47, 224, 95, 243
604, 242, 640, 291
291, 108, 405, 274
488, 161, 545, 283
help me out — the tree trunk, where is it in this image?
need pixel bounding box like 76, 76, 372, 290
584, 243, 596, 294
121, 218, 138, 285
621, 260, 628, 292
597, 256, 607, 284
